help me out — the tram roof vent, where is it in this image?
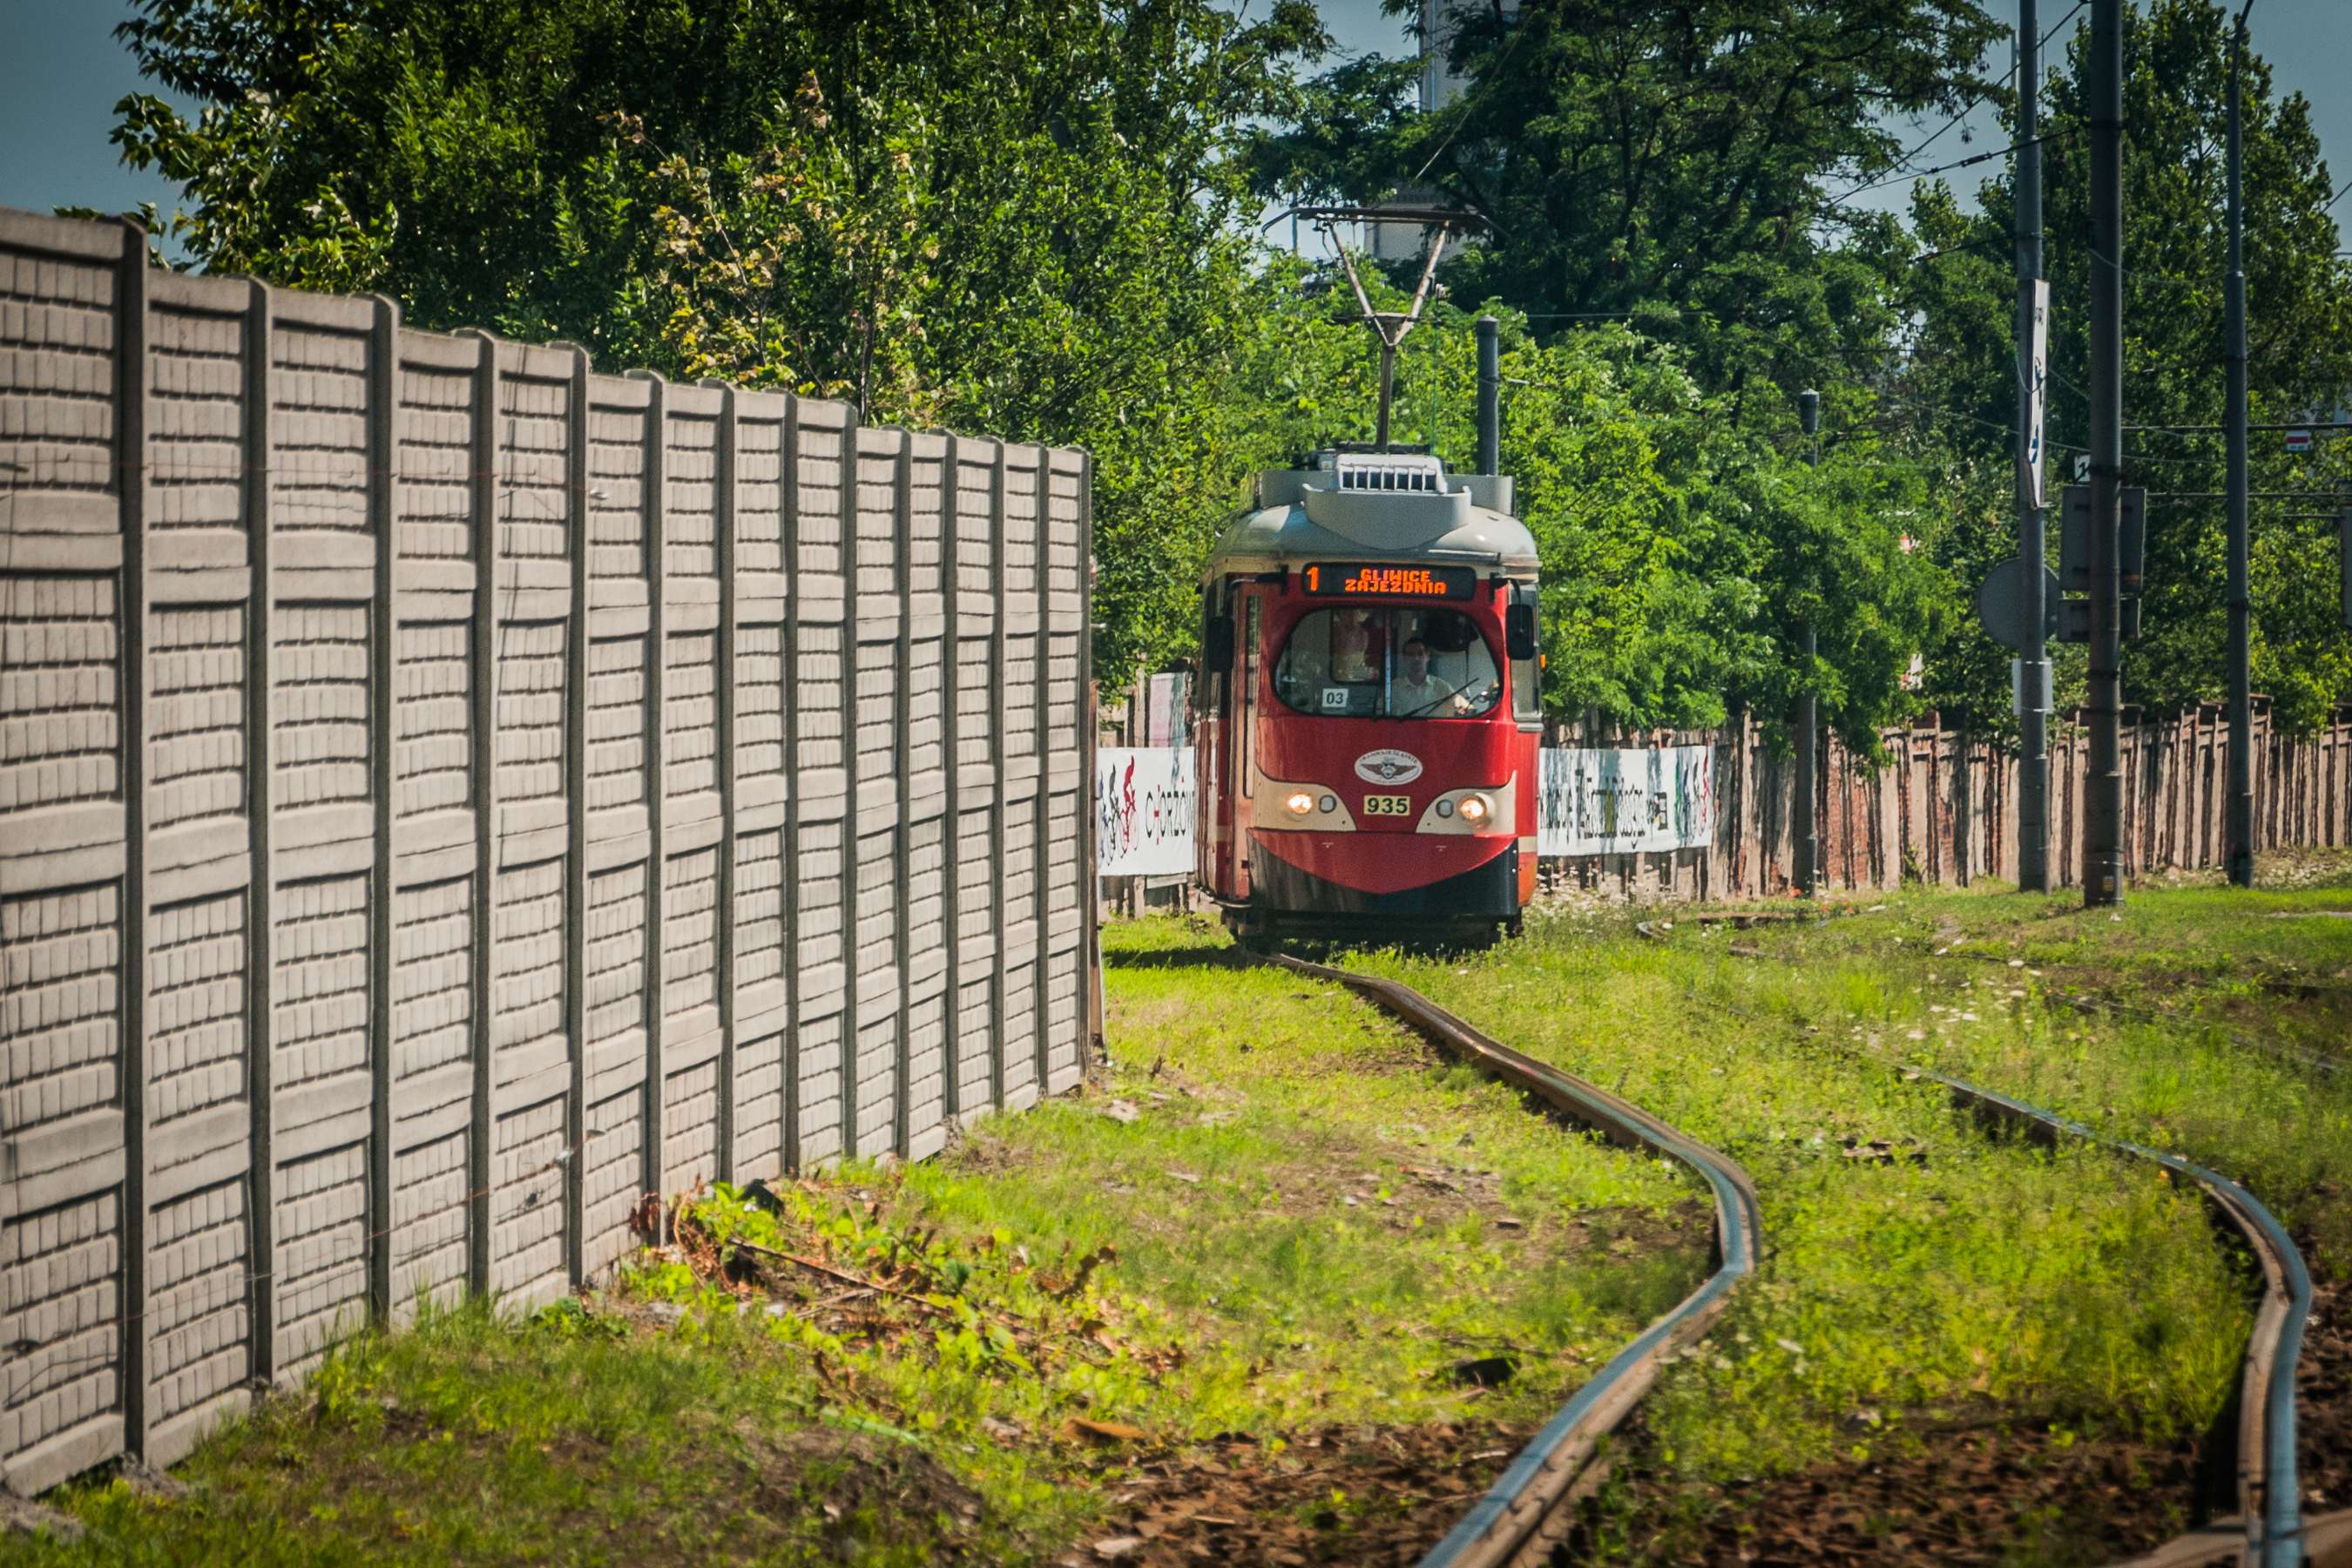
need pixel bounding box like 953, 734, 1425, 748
1329, 453, 1447, 495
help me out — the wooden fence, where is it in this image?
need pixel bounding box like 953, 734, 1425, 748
1549, 705, 2352, 902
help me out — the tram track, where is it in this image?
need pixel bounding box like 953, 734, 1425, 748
1255, 950, 1762, 1568
1631, 916, 2333, 1568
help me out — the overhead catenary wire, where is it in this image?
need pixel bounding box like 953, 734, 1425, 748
1851, 0, 2091, 199
1828, 129, 2080, 205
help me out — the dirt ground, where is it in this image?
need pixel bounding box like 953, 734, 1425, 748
1058, 1421, 1531, 1567
1592, 1413, 2209, 1566
2298, 1267, 2352, 1521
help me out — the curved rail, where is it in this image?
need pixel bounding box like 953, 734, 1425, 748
1929, 1070, 2313, 1568
1258, 952, 1761, 1568
1632, 916, 2316, 1568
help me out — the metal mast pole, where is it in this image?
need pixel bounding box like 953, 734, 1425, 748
2084, 0, 2125, 908
2226, 7, 2255, 887
1476, 315, 1500, 475
2017, 0, 2052, 892
1796, 389, 1820, 898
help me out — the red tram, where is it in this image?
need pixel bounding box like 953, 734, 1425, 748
1192, 448, 1540, 946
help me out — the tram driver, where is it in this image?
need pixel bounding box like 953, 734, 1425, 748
1392, 637, 1467, 717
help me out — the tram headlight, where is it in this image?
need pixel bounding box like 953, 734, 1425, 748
1283, 790, 1316, 818
1457, 792, 1493, 825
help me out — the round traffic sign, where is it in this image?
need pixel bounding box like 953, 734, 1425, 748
1976, 555, 2061, 652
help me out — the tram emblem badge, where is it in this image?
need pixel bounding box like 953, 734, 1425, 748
1354, 749, 1424, 786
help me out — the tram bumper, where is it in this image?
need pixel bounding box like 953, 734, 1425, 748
1247, 830, 1517, 920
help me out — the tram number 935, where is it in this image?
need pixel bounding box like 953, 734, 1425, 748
1362, 794, 1413, 817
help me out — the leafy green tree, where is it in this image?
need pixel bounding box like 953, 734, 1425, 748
110, 0, 1339, 679
1251, 0, 2004, 404
1352, 291, 1940, 744
1896, 0, 2352, 733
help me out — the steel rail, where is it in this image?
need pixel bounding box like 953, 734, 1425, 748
1632, 917, 2318, 1568
1258, 952, 1761, 1568
1925, 1069, 2314, 1568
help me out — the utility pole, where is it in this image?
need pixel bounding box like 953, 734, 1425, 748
1477, 315, 1500, 475
2225, 4, 2255, 887
2084, 0, 2125, 908
1796, 389, 1820, 898
2016, 0, 2052, 892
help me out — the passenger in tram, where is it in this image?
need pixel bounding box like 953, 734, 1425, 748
1331, 607, 1382, 682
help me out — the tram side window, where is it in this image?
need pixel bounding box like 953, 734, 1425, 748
1273, 607, 1500, 719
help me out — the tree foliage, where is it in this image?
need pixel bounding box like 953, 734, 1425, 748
1897, 0, 2352, 733
1252, 0, 2004, 401
103, 0, 2352, 737
111, 0, 1333, 679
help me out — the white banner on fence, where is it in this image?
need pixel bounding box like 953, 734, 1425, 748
1097, 747, 1197, 876
1538, 745, 1716, 857
1096, 744, 1714, 874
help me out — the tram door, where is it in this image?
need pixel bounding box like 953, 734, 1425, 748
1220, 590, 1260, 898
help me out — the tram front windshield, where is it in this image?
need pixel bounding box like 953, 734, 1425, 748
1273, 606, 1501, 720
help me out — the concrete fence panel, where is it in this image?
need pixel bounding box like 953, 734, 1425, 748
0, 209, 1098, 1493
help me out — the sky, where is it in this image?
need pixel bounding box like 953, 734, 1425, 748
1308, 0, 2350, 227
2, 1, 2345, 244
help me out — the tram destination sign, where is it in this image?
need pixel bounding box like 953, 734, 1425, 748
1302, 562, 1476, 600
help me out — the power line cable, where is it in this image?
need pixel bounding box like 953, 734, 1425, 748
1829, 130, 2078, 205
1866, 0, 2091, 190
1402, 14, 1536, 190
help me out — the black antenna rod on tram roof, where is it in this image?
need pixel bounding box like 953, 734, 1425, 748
1289, 205, 1489, 453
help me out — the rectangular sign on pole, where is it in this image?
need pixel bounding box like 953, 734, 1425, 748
1095, 747, 1197, 877
2025, 279, 2051, 509
1537, 745, 1716, 858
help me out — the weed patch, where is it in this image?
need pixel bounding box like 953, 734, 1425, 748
1345, 875, 2341, 1560
28, 914, 1706, 1565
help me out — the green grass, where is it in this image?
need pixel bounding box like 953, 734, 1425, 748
18, 1297, 1056, 1567
1667, 871, 2352, 1270
18, 914, 1705, 1566
859, 915, 1704, 1434
1343, 886, 2309, 1538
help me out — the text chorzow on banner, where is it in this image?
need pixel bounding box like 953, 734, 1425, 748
1096, 747, 1196, 876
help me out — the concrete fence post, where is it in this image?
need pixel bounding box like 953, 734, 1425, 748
1078, 452, 1102, 1057
891, 432, 916, 1156
366, 294, 400, 1318
461, 329, 500, 1297
839, 423, 863, 1159
627, 368, 667, 1233
116, 217, 153, 1462
1030, 446, 1053, 1098
989, 443, 1010, 1113
241, 275, 280, 1388
560, 341, 591, 1287
711, 381, 740, 1186
939, 435, 963, 1128
779, 395, 803, 1173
